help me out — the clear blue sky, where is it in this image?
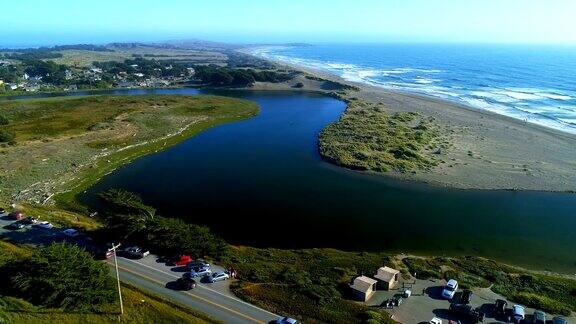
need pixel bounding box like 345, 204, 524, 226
2, 0, 576, 46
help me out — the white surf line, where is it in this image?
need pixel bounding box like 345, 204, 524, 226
118, 257, 278, 317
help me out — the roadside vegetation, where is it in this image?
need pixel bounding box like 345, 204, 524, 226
92, 190, 395, 323
97, 189, 228, 259
0, 241, 214, 323
402, 256, 576, 316
319, 100, 445, 173
0, 95, 258, 206
223, 247, 395, 323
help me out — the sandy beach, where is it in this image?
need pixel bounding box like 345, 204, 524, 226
247, 55, 576, 191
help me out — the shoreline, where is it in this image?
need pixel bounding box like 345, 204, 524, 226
243, 48, 576, 192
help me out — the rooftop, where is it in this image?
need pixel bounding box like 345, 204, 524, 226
350, 275, 377, 293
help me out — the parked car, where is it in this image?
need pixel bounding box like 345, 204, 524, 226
272, 317, 299, 324
510, 305, 525, 323
36, 221, 54, 229
207, 271, 229, 283
553, 316, 568, 324
20, 217, 39, 225
494, 299, 508, 318
88, 246, 115, 259
6, 222, 26, 230
429, 317, 442, 324
61, 228, 80, 237
442, 279, 458, 299
449, 303, 485, 323
533, 310, 546, 324
188, 266, 211, 278
174, 255, 193, 266
187, 259, 210, 269
175, 277, 196, 290
122, 246, 150, 259
460, 289, 473, 304
8, 211, 24, 220
0, 208, 9, 216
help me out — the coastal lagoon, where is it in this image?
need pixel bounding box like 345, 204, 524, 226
46, 87, 575, 274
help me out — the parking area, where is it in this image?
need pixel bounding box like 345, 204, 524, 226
1, 210, 237, 296
366, 277, 574, 323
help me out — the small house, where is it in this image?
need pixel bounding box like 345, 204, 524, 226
374, 266, 400, 290
350, 275, 377, 302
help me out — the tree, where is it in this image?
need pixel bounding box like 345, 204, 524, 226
8, 243, 116, 310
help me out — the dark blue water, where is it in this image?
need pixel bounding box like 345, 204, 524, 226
254, 44, 576, 133
63, 88, 576, 273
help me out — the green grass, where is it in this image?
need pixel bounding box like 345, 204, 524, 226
0, 95, 258, 206
223, 247, 396, 323
0, 283, 215, 324
319, 100, 444, 173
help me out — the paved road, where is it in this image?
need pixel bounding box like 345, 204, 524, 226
1, 215, 279, 324
108, 254, 279, 324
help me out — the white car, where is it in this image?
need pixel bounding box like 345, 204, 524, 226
207, 271, 229, 283
441, 279, 458, 299
0, 208, 8, 217
62, 228, 79, 237
429, 317, 442, 324
36, 221, 54, 229
188, 266, 211, 278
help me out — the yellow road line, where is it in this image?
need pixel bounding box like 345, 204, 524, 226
110, 262, 265, 324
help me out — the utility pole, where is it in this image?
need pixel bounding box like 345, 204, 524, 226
112, 243, 124, 315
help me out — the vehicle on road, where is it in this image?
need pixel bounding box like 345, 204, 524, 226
35, 221, 54, 229
61, 228, 80, 237
0, 208, 7, 216
175, 277, 196, 291
20, 217, 39, 225
553, 316, 568, 324
442, 279, 458, 299
449, 303, 485, 323
187, 258, 210, 269
207, 271, 229, 283
460, 289, 473, 304
87, 245, 115, 259
510, 305, 525, 323
494, 299, 508, 318
6, 222, 26, 230
122, 246, 150, 259
188, 266, 211, 278
8, 211, 24, 220
272, 317, 299, 324
533, 310, 546, 324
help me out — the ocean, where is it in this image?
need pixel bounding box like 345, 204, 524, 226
252, 43, 576, 134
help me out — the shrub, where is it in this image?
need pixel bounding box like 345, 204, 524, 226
0, 130, 15, 143
294, 82, 304, 88
5, 243, 116, 310
0, 115, 8, 125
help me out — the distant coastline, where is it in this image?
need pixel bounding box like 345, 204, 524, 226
241, 45, 576, 192
247, 44, 576, 135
